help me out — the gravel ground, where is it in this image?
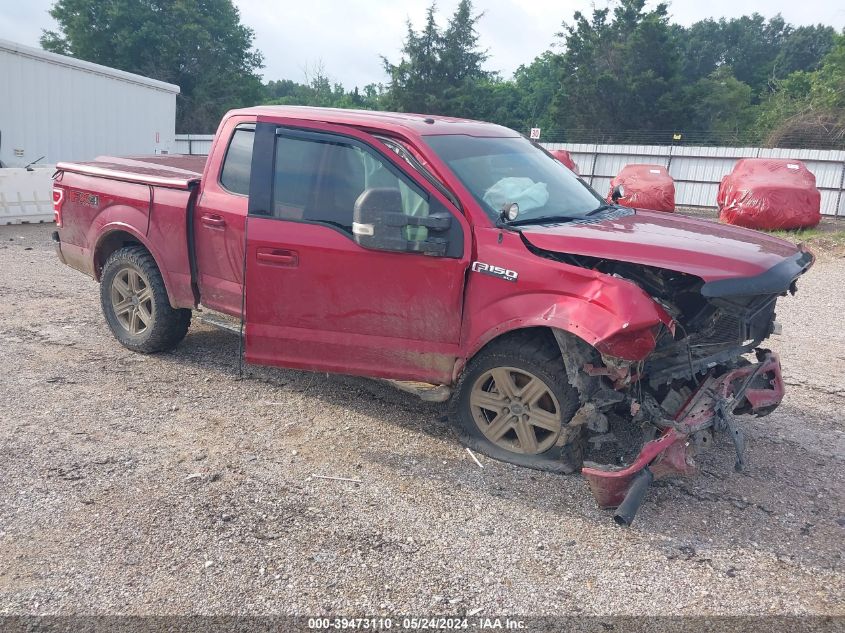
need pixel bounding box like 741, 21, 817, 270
0, 223, 842, 617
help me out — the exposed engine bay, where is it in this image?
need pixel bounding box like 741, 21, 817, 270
538, 249, 798, 525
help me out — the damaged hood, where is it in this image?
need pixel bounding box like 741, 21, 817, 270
520, 209, 804, 283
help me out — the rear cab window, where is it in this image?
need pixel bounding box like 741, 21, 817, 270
219, 125, 255, 195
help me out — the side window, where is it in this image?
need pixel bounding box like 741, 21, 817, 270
272, 133, 430, 238
219, 126, 255, 195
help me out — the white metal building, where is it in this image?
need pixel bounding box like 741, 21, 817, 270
0, 38, 179, 169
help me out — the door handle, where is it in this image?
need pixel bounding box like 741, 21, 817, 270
200, 213, 226, 228
256, 248, 299, 267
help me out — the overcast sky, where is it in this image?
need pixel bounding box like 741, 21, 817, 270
1, 0, 844, 88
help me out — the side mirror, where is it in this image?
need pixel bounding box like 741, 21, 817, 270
352, 188, 451, 256
611, 184, 625, 203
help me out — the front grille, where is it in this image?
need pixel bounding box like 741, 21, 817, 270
691, 311, 744, 350
644, 294, 778, 385
690, 295, 776, 352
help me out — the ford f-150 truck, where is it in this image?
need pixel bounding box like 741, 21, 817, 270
52, 106, 814, 525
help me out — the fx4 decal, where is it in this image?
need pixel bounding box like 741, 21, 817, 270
472, 261, 518, 282
70, 190, 100, 208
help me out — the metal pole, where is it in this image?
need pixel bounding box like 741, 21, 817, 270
589, 139, 600, 187
835, 160, 845, 219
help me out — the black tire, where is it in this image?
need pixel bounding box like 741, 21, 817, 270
449, 331, 583, 474
100, 245, 191, 353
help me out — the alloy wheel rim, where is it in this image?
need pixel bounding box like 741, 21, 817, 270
469, 367, 562, 455
111, 267, 153, 335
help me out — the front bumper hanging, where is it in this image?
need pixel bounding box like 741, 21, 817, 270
581, 351, 785, 525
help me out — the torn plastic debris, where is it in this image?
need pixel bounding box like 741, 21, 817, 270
581, 351, 786, 525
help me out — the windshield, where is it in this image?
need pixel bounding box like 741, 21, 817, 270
424, 135, 606, 224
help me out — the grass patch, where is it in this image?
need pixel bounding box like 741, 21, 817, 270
766, 226, 845, 254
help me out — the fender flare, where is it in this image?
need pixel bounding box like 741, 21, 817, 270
92, 221, 180, 308
467, 315, 604, 361
453, 291, 672, 383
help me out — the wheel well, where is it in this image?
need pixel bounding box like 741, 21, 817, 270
94, 231, 144, 279
473, 327, 560, 360
456, 326, 592, 385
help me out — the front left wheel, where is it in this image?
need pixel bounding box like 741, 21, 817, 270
449, 332, 583, 473
100, 245, 191, 353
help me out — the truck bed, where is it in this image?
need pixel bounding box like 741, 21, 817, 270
54, 153, 205, 309
56, 154, 206, 189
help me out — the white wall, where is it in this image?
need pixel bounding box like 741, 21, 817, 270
174, 134, 215, 155
0, 39, 179, 169
544, 142, 845, 217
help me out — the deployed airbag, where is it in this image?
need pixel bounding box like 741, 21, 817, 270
608, 164, 675, 213
483, 177, 549, 213
717, 158, 821, 230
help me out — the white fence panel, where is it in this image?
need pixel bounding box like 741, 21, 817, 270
675, 181, 720, 208
543, 143, 845, 216
174, 135, 215, 155
592, 177, 612, 198
0, 167, 54, 224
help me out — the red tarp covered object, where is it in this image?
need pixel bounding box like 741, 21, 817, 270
608, 164, 675, 212
550, 149, 579, 175
717, 158, 821, 230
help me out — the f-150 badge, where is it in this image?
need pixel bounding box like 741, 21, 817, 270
472, 261, 518, 282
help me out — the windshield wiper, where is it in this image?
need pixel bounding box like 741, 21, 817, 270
504, 204, 615, 227
506, 214, 581, 227
585, 203, 615, 217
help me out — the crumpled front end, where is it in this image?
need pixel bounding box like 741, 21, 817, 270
582, 351, 784, 524
544, 250, 810, 525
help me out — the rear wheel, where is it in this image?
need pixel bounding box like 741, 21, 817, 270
449, 332, 583, 473
100, 245, 191, 353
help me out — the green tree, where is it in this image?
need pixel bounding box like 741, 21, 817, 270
808, 34, 845, 110
470, 79, 524, 130
718, 14, 788, 93
440, 0, 489, 84
551, 0, 682, 137
382, 0, 491, 118
775, 25, 838, 77
439, 0, 493, 118
754, 72, 815, 135
262, 63, 385, 111
684, 66, 756, 140
676, 16, 835, 95
512, 52, 562, 131
41, 0, 264, 132
382, 4, 445, 113
675, 19, 725, 85
756, 34, 845, 147
542, 3, 840, 143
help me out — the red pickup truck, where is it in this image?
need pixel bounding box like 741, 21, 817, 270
52, 106, 813, 525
